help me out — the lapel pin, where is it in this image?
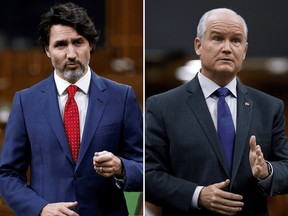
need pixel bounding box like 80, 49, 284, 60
244, 102, 250, 106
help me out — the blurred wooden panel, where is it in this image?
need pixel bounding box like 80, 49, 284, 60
106, 0, 143, 70
0, 203, 15, 216
269, 196, 288, 216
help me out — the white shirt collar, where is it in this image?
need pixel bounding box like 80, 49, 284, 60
197, 72, 237, 99
54, 67, 91, 96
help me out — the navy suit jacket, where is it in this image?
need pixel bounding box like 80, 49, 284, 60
145, 75, 288, 215
0, 71, 143, 215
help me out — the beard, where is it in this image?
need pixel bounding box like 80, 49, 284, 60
57, 60, 87, 81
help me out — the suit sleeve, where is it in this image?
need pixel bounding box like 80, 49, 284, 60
145, 96, 197, 212
119, 87, 143, 191
0, 92, 48, 216
264, 100, 288, 196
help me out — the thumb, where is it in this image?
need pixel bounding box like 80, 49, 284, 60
215, 179, 230, 189
249, 135, 257, 151
63, 201, 78, 208
94, 150, 109, 156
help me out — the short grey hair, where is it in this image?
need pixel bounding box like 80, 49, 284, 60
196, 8, 248, 42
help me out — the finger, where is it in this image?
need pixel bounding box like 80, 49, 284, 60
93, 156, 97, 165
256, 153, 264, 164
96, 165, 115, 173
94, 151, 108, 156
94, 151, 113, 164
93, 156, 108, 166
255, 146, 264, 158
94, 165, 104, 173
220, 190, 243, 201
95, 167, 114, 177
62, 207, 79, 216
255, 148, 266, 167
94, 160, 113, 168
62, 209, 79, 216
98, 166, 106, 172
215, 198, 244, 211
216, 206, 243, 216
256, 164, 262, 173
93, 157, 105, 165
93, 156, 106, 165
56, 202, 78, 216
206, 192, 243, 215
95, 165, 113, 172
93, 151, 105, 163
220, 197, 244, 207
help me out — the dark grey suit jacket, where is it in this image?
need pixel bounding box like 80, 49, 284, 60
145, 74, 288, 215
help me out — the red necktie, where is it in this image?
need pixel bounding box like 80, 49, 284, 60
64, 85, 80, 162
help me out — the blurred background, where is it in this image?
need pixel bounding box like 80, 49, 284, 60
146, 0, 288, 215
0, 0, 143, 215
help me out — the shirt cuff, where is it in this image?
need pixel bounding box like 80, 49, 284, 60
192, 186, 204, 209
114, 175, 126, 189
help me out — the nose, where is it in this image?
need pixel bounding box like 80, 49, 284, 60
222, 40, 232, 53
67, 45, 76, 59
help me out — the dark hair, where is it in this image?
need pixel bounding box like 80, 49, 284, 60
38, 2, 99, 53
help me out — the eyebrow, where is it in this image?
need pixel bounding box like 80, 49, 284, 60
71, 36, 85, 42
53, 36, 85, 45
210, 30, 244, 37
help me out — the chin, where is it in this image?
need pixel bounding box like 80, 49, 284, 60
62, 70, 84, 80
217, 65, 236, 74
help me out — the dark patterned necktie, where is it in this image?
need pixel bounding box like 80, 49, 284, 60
64, 85, 80, 162
214, 87, 235, 173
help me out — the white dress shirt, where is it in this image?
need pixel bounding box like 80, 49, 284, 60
191, 72, 237, 208
198, 71, 237, 131
54, 68, 91, 143
192, 72, 273, 209
54, 68, 126, 185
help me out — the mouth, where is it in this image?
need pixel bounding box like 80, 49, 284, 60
65, 62, 79, 69
67, 62, 78, 66
219, 57, 233, 62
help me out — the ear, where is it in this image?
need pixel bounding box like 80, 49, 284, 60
194, 37, 202, 56
45, 46, 51, 58
243, 42, 248, 60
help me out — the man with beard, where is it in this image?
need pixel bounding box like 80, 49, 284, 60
0, 2, 143, 216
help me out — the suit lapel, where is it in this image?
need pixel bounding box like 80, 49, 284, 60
76, 73, 107, 169
231, 82, 252, 184
41, 74, 74, 165
185, 76, 229, 176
